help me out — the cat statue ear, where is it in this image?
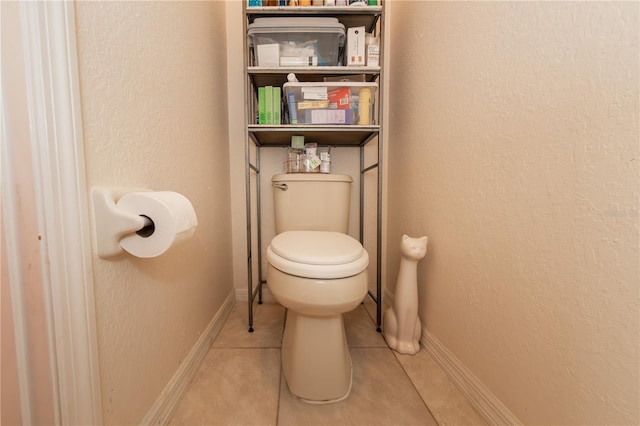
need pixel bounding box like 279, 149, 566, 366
403, 234, 428, 244
383, 234, 428, 355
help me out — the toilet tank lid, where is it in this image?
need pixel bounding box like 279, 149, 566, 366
272, 174, 353, 183
270, 231, 364, 265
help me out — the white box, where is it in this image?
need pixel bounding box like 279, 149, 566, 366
366, 44, 379, 67
256, 43, 279, 67
347, 26, 365, 66
301, 86, 328, 100
279, 56, 318, 67
308, 109, 353, 125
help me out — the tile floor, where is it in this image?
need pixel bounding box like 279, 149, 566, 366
169, 299, 486, 426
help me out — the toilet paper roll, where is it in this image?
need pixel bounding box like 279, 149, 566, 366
116, 191, 198, 258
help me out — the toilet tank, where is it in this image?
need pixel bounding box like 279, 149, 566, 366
272, 173, 353, 234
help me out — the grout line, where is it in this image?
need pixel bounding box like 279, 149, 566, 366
275, 351, 282, 425
210, 346, 283, 350
392, 349, 441, 426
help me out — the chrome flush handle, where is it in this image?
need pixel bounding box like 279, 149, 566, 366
272, 183, 288, 191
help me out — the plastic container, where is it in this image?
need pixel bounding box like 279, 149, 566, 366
283, 81, 378, 125
247, 17, 345, 67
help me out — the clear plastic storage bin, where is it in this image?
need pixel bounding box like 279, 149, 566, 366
283, 82, 378, 125
248, 17, 345, 67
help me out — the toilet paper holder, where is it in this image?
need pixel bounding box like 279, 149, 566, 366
91, 186, 153, 258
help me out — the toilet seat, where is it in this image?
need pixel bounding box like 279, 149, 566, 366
267, 231, 369, 279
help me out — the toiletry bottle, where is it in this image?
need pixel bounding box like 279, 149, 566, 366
320, 151, 331, 173
358, 88, 372, 125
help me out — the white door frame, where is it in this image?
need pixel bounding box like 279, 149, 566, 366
3, 2, 103, 423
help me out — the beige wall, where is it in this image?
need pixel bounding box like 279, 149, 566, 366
387, 2, 639, 425
75, 2, 233, 424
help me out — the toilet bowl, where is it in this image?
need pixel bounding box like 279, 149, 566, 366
267, 230, 369, 403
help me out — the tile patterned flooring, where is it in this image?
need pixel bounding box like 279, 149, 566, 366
169, 299, 486, 426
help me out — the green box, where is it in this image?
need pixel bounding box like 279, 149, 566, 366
258, 86, 266, 124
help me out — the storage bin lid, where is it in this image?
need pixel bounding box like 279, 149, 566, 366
249, 17, 345, 32
267, 231, 369, 279
248, 17, 346, 45
283, 81, 377, 93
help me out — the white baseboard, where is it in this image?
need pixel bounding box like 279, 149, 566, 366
141, 290, 235, 426
235, 284, 277, 304
421, 328, 522, 426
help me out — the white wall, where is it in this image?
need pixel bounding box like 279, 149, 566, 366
74, 2, 233, 424
387, 2, 639, 424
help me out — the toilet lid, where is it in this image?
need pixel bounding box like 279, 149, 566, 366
267, 231, 369, 279
270, 231, 364, 265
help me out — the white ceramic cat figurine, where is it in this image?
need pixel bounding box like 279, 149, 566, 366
383, 234, 428, 355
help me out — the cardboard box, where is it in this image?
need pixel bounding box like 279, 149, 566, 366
366, 44, 380, 67
304, 109, 354, 125
347, 26, 365, 66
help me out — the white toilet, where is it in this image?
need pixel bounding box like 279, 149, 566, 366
267, 173, 369, 404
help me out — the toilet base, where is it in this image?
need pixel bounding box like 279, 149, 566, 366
281, 310, 353, 403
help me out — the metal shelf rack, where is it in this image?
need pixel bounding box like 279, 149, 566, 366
243, 3, 385, 333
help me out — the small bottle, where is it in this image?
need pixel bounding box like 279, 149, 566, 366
320, 151, 331, 173
358, 88, 372, 125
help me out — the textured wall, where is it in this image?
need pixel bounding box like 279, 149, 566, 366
75, 2, 233, 424
387, 2, 639, 424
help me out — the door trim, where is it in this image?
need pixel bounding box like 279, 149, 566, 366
19, 2, 103, 423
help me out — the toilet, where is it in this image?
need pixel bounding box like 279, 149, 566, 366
267, 173, 369, 404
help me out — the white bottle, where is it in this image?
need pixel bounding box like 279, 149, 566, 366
358, 88, 372, 125
320, 151, 331, 173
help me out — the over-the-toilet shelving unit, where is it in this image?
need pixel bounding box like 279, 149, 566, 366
243, 3, 385, 332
